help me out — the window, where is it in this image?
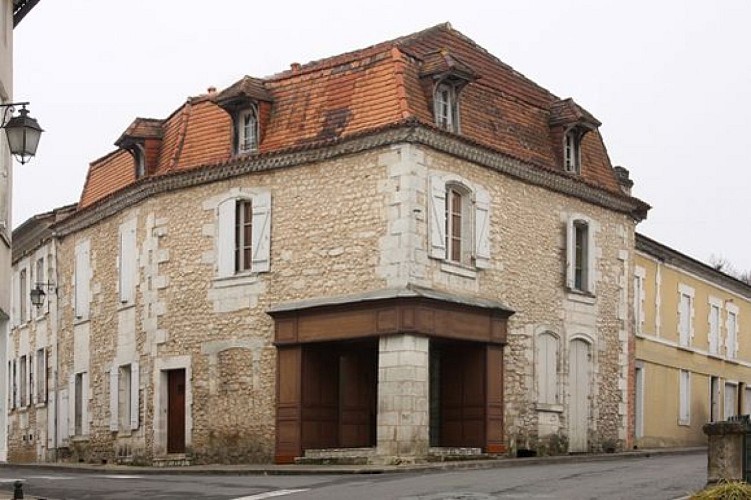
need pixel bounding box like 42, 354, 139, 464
708, 299, 721, 356
235, 200, 253, 272
216, 191, 271, 278
677, 285, 694, 347
679, 369, 690, 425
11, 360, 17, 409
633, 267, 645, 335
434, 82, 459, 132
428, 175, 490, 269
566, 217, 594, 293
726, 306, 739, 360
725, 382, 738, 419
109, 362, 140, 432
19, 355, 27, 407
134, 145, 146, 178
119, 221, 137, 303
536, 332, 559, 406
35, 348, 46, 404
744, 386, 751, 416
35, 257, 44, 287
74, 240, 91, 319
19, 268, 27, 323
235, 107, 258, 154
564, 128, 582, 174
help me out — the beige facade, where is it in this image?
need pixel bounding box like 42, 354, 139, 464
9, 138, 641, 464
634, 234, 751, 448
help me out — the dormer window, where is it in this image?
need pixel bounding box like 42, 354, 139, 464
236, 107, 259, 154
564, 129, 582, 174
134, 145, 146, 178
434, 82, 459, 132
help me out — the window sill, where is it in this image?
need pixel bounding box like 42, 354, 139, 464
676, 344, 694, 353
566, 289, 596, 305
707, 353, 724, 360
73, 317, 91, 326
726, 356, 740, 365
678, 420, 690, 427
439, 261, 478, 279
34, 403, 47, 410
117, 302, 136, 312
213, 273, 260, 289
535, 403, 563, 413
71, 436, 90, 443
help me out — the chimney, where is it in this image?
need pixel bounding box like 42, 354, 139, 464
290, 62, 301, 72
613, 166, 634, 196
207, 86, 217, 95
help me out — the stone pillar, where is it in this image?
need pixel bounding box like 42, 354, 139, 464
703, 421, 746, 484
376, 334, 429, 463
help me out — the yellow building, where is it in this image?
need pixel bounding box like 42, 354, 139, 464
635, 234, 751, 448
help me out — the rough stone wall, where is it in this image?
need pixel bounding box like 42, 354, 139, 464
377, 146, 635, 454
10, 142, 634, 463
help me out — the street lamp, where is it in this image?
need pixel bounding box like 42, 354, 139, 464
1, 102, 43, 164
30, 281, 56, 309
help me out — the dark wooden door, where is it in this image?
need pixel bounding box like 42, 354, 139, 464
440, 343, 486, 448
167, 369, 186, 454
338, 348, 376, 448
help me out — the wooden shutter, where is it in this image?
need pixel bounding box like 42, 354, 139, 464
474, 188, 491, 269
47, 388, 56, 448
429, 175, 447, 259
120, 225, 136, 303
75, 244, 90, 318
11, 271, 18, 327
68, 374, 75, 436
130, 361, 140, 430
82, 372, 89, 435
217, 199, 235, 278
59, 386, 69, 444
251, 191, 272, 273
109, 368, 119, 431
29, 353, 35, 405
565, 219, 575, 289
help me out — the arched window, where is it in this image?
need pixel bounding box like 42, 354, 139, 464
536, 332, 559, 405
236, 106, 259, 154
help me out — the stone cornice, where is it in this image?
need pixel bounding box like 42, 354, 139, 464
55, 122, 649, 237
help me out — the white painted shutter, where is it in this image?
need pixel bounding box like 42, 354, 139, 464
11, 271, 19, 327
109, 368, 119, 431
40, 349, 47, 404
251, 191, 272, 273
13, 359, 19, 408
537, 337, 548, 403
30, 353, 35, 405
130, 361, 140, 430
120, 226, 136, 303
429, 175, 447, 259
82, 372, 89, 435
474, 188, 491, 269
47, 389, 56, 448
59, 387, 69, 444
68, 374, 75, 437
217, 199, 235, 278
565, 219, 575, 289
75, 245, 90, 318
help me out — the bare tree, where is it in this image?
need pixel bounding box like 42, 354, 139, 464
709, 254, 751, 286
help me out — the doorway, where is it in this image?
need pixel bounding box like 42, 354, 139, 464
568, 339, 591, 453
167, 369, 186, 454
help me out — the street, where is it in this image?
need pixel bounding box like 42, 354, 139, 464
0, 451, 706, 500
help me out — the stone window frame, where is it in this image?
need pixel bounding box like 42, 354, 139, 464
725, 302, 740, 360
677, 283, 695, 348
215, 189, 272, 280
428, 172, 491, 273
109, 361, 140, 434
708, 296, 723, 356
71, 370, 89, 438
565, 214, 596, 295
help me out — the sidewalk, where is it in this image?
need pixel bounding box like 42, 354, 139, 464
0, 446, 705, 477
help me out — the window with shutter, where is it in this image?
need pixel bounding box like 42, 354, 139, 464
566, 216, 594, 294
679, 370, 690, 425
119, 221, 137, 303
74, 241, 91, 319
536, 332, 559, 405
216, 191, 272, 277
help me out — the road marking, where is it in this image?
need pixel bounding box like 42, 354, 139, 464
99, 475, 144, 479
232, 489, 309, 500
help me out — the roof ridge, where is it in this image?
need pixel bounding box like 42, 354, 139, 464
267, 22, 451, 81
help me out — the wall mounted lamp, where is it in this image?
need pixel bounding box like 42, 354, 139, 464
0, 101, 43, 164
30, 281, 56, 309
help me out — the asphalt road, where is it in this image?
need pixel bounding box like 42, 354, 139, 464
0, 451, 706, 500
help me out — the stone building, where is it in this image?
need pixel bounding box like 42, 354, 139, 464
8, 23, 648, 465
634, 234, 751, 448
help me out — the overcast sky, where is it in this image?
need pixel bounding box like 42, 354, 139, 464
11, 0, 751, 272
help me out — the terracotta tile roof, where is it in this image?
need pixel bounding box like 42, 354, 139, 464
78, 22, 633, 209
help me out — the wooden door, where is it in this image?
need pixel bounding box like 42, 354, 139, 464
167, 369, 186, 454
440, 344, 486, 448
338, 348, 376, 448
568, 339, 590, 453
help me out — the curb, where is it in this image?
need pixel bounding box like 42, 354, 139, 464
0, 447, 706, 476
